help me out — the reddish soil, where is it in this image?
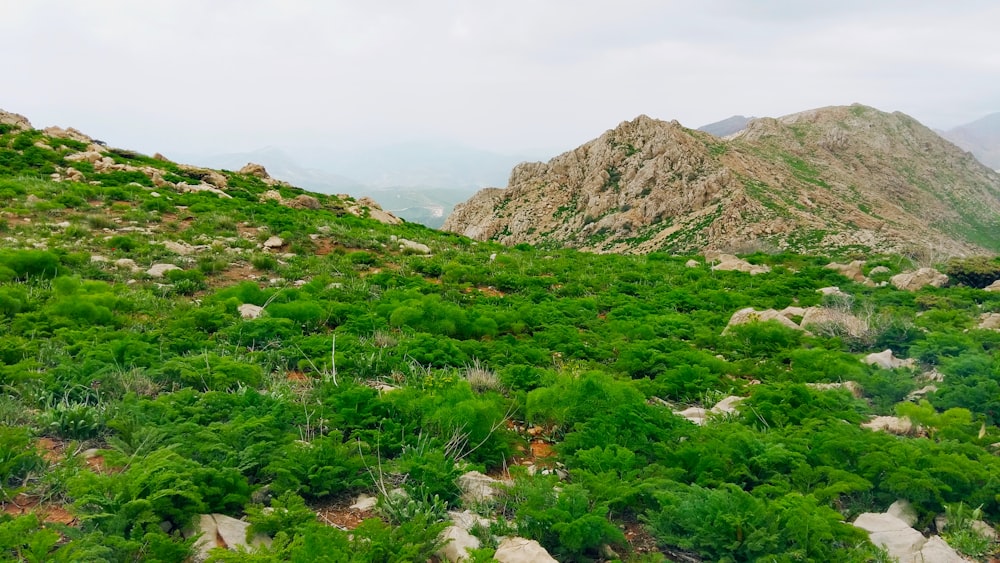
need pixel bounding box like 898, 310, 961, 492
2, 494, 77, 526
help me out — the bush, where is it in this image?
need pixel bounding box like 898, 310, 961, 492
944, 256, 1000, 288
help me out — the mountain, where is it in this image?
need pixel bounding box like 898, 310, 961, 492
444, 104, 1000, 255
940, 112, 1000, 170
697, 115, 753, 137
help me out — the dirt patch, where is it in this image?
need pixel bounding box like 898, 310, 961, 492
314, 497, 374, 531
36, 437, 64, 463
464, 286, 506, 298
2, 494, 77, 526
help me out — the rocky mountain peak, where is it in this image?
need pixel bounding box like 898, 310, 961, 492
444, 104, 1000, 255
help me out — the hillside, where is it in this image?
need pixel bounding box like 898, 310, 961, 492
444, 104, 1000, 256
941, 112, 1000, 170
2, 108, 1000, 562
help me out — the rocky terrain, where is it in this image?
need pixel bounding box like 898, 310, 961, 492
444, 104, 1000, 256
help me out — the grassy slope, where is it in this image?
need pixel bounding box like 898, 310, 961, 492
1, 123, 1000, 561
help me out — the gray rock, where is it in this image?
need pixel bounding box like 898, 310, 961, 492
238, 304, 264, 320
186, 513, 271, 562
437, 526, 481, 562
263, 236, 284, 249
146, 263, 182, 278
891, 268, 949, 291
495, 537, 558, 563
864, 349, 915, 370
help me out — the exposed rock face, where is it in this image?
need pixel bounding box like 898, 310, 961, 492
352, 196, 403, 225
438, 526, 480, 562
863, 416, 915, 435
826, 261, 868, 282
444, 105, 1000, 255
979, 312, 1000, 331
983, 279, 1000, 292
891, 268, 949, 291
0, 110, 32, 130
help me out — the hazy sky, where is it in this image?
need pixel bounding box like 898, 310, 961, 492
3, 0, 998, 157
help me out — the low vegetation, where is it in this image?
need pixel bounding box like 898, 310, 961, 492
1, 122, 999, 561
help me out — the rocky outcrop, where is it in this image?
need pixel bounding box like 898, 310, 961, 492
891, 268, 949, 291
351, 197, 402, 225
0, 110, 32, 130
445, 105, 1000, 255
853, 503, 967, 563
863, 416, 916, 436
826, 261, 868, 282
985, 280, 1000, 292
706, 252, 771, 275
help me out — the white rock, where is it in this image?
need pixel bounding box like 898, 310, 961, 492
817, 286, 849, 298
864, 349, 915, 370
437, 526, 481, 562
186, 514, 271, 562
238, 304, 264, 320
676, 407, 708, 425
685, 259, 700, 268
807, 381, 864, 398
723, 307, 802, 334
711, 396, 744, 414
494, 537, 558, 563
984, 280, 1000, 292
887, 500, 918, 527
114, 258, 140, 271
398, 238, 431, 255
891, 268, 949, 291
978, 313, 1000, 331
707, 252, 770, 275
146, 263, 182, 278
457, 471, 500, 503
349, 493, 377, 511
263, 236, 284, 249
862, 416, 915, 436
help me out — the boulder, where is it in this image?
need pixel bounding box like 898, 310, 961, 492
862, 416, 915, 436
186, 513, 271, 562
985, 280, 1000, 292
240, 162, 271, 179
146, 263, 182, 278
711, 395, 744, 414
864, 349, 915, 370
887, 499, 918, 527
978, 313, 1000, 331
807, 381, 863, 398
707, 252, 771, 275
494, 537, 558, 563
891, 268, 948, 291
869, 265, 891, 276
114, 258, 140, 271
263, 236, 284, 249
398, 238, 431, 255
457, 471, 499, 504
352, 197, 403, 225
800, 307, 867, 338
676, 406, 708, 425
238, 304, 264, 320
685, 259, 700, 268
817, 286, 850, 298
853, 512, 928, 562
723, 307, 802, 334
349, 493, 377, 511
162, 241, 206, 255
289, 194, 321, 209
826, 260, 867, 282
42, 126, 92, 143
437, 526, 480, 562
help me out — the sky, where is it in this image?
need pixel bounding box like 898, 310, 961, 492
2, 0, 999, 159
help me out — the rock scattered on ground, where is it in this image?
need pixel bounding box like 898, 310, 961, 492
853, 502, 967, 563
238, 304, 264, 320
146, 263, 182, 278
891, 268, 948, 291
185, 513, 271, 562
494, 537, 558, 563
863, 349, 916, 370
706, 252, 771, 275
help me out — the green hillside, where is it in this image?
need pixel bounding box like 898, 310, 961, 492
2, 118, 1000, 561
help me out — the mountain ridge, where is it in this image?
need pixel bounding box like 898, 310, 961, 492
444, 104, 1000, 256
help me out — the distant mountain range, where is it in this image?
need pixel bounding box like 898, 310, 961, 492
444, 104, 1000, 255
697, 115, 754, 137
939, 113, 1000, 170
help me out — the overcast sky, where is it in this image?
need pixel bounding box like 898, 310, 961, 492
3, 0, 998, 157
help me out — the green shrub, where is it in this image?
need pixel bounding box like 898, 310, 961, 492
944, 256, 1000, 288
